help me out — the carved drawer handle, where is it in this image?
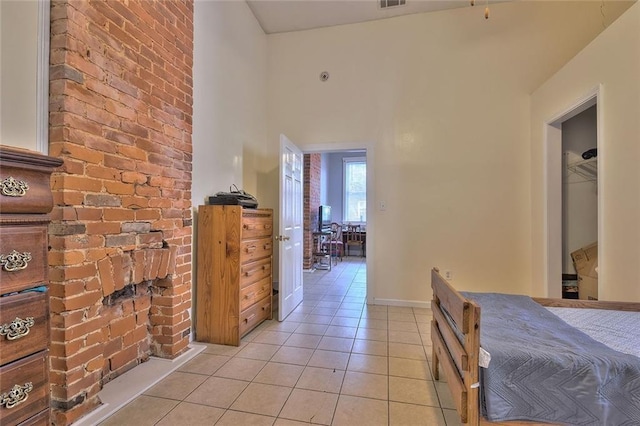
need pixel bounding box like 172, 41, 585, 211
0, 250, 32, 272
244, 292, 255, 300
0, 317, 35, 340
0, 382, 33, 409
264, 224, 272, 230
262, 303, 271, 311
244, 314, 256, 323
264, 243, 272, 251
243, 224, 255, 230
0, 176, 29, 197
245, 246, 256, 253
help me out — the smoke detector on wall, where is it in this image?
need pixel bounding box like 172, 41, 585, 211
379, 0, 406, 9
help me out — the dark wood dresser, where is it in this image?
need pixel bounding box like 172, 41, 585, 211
0, 146, 62, 425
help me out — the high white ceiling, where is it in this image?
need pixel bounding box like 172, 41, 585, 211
246, 0, 478, 34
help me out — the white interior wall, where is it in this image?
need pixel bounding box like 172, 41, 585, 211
192, 0, 268, 206
531, 3, 640, 302
265, 1, 632, 303
325, 153, 342, 224
192, 1, 268, 296
320, 152, 329, 205
561, 106, 598, 273
1, 0, 38, 150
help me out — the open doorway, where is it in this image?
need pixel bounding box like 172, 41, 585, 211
544, 88, 601, 299
304, 150, 367, 265
302, 142, 374, 304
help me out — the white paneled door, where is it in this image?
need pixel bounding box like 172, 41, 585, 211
278, 134, 304, 321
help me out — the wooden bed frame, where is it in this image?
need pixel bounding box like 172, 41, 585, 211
430, 267, 640, 426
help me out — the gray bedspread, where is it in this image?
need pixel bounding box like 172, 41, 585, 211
462, 292, 640, 425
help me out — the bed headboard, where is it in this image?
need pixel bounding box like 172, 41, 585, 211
430, 268, 480, 424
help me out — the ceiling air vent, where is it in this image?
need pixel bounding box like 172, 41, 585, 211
380, 0, 406, 9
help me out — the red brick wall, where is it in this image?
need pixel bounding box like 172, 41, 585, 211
48, 1, 193, 424
303, 154, 321, 269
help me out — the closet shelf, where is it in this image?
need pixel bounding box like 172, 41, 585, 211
567, 157, 597, 182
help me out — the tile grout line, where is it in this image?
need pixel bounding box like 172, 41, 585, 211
107, 259, 457, 425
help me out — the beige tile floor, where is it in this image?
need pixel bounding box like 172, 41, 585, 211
100, 258, 462, 426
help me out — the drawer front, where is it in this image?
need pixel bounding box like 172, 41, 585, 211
239, 295, 272, 337
241, 211, 273, 240
239, 238, 272, 265
240, 257, 271, 289
0, 226, 47, 295
240, 277, 272, 312
0, 291, 49, 366
0, 351, 49, 426
0, 166, 55, 215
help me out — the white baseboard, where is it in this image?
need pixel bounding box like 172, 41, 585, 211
72, 343, 206, 425
371, 298, 431, 309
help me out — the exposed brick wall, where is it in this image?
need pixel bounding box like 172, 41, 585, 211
303, 154, 321, 269
48, 1, 193, 424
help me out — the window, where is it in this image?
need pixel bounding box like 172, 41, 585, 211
343, 157, 366, 223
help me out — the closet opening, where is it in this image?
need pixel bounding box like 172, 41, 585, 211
544, 89, 600, 299
561, 105, 598, 300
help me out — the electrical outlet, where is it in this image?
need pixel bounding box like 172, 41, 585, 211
379, 201, 387, 211
444, 270, 453, 280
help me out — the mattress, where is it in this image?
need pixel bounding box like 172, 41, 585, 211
547, 307, 640, 359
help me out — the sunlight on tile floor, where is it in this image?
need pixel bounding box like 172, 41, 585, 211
99, 257, 462, 426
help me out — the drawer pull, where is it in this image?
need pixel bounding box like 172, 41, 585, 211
244, 314, 256, 323
0, 382, 33, 409
264, 243, 272, 250
0, 250, 32, 272
245, 245, 256, 253
244, 292, 255, 300
243, 224, 255, 230
264, 224, 272, 230
244, 264, 269, 277
0, 176, 29, 197
262, 303, 271, 311
0, 317, 35, 340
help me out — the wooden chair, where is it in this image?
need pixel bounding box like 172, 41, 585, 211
323, 222, 344, 263
344, 224, 364, 257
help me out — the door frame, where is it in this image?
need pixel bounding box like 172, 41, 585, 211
543, 85, 602, 298
304, 141, 375, 305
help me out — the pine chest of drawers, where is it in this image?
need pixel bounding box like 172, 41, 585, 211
0, 146, 62, 425
196, 206, 273, 346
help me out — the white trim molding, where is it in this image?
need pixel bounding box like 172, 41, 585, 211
543, 85, 602, 298
36, 0, 50, 154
